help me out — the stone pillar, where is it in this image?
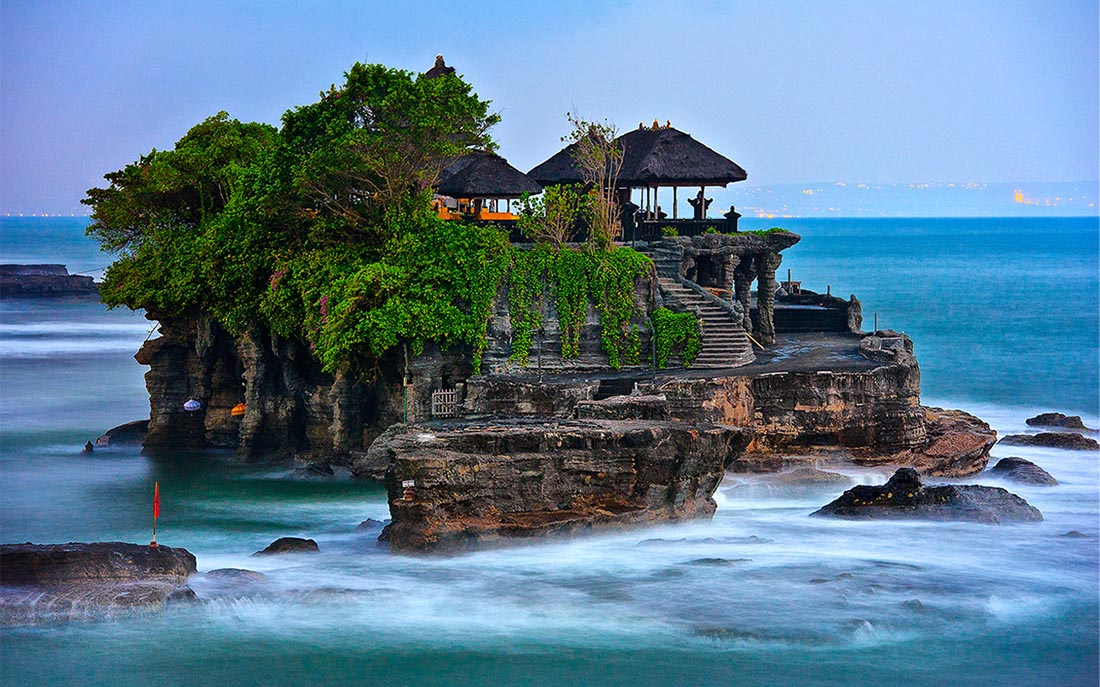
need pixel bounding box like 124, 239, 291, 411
723, 254, 740, 298
733, 258, 756, 334
755, 252, 782, 345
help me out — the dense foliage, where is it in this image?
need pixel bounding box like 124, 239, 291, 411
85, 63, 504, 378
84, 61, 687, 378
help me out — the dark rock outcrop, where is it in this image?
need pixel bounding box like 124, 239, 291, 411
252, 537, 319, 556
999, 433, 1099, 451
96, 419, 148, 446
0, 264, 99, 298
0, 542, 196, 585
811, 468, 1043, 523
0, 542, 197, 624
1026, 413, 1094, 431
990, 457, 1058, 486
373, 419, 751, 552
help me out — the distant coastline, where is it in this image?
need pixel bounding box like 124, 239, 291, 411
4, 180, 1098, 219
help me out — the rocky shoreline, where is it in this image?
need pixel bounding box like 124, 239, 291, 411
0, 264, 100, 299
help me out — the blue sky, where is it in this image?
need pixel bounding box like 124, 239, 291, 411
1, 0, 1097, 215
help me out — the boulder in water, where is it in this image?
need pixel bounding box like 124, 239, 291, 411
811, 468, 1043, 523
252, 537, 319, 556
0, 542, 197, 624
999, 433, 1099, 451
1025, 413, 1094, 431
990, 457, 1058, 486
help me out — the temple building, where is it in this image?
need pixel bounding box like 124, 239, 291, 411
528, 120, 748, 240
423, 57, 845, 371
434, 151, 542, 222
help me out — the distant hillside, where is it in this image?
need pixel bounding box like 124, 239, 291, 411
713, 181, 1099, 218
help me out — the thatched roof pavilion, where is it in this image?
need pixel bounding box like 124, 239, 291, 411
528, 122, 747, 225
528, 123, 746, 188
617, 125, 747, 187
437, 152, 543, 199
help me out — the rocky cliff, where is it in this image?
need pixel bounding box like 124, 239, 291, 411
135, 310, 471, 462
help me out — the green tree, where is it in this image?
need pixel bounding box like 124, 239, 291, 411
516, 184, 590, 247
282, 62, 500, 244
564, 113, 623, 250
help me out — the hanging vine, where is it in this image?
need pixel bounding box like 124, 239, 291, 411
651, 307, 702, 368
505, 245, 654, 369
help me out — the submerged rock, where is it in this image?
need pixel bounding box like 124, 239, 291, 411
292, 462, 335, 478
252, 537, 320, 556
1025, 413, 1094, 431
726, 467, 854, 498
0, 542, 197, 624
990, 457, 1058, 486
192, 568, 271, 597
811, 468, 1043, 523
356, 518, 388, 531
999, 433, 1099, 451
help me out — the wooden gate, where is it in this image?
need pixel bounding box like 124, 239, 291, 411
431, 388, 459, 418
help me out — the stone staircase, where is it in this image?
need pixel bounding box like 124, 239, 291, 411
643, 241, 755, 368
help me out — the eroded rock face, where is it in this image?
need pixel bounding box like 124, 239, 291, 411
811, 468, 1043, 523
135, 311, 470, 463
654, 333, 926, 460
1000, 433, 1099, 451
990, 457, 1058, 486
0, 542, 197, 625
868, 407, 997, 478
374, 419, 751, 552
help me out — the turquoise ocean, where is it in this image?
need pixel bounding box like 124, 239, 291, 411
1, 216, 1097, 686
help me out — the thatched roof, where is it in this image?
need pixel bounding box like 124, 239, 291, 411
424, 55, 456, 79
436, 152, 543, 198
528, 125, 748, 188
527, 140, 588, 186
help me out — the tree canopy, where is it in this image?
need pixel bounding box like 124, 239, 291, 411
84, 62, 670, 377
85, 62, 505, 373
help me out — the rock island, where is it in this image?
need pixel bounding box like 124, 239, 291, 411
83, 56, 997, 552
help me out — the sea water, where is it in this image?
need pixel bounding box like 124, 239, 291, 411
1, 216, 1097, 686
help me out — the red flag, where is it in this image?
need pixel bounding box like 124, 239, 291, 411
153, 482, 160, 520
